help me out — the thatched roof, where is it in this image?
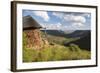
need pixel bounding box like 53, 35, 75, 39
23, 15, 42, 30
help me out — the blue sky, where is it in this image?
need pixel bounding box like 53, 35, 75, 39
23, 10, 91, 30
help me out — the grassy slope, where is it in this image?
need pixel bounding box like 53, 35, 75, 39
23, 32, 91, 62
23, 43, 91, 62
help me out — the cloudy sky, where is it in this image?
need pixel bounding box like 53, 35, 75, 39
23, 10, 91, 30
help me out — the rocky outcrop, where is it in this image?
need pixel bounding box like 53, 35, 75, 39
24, 29, 44, 50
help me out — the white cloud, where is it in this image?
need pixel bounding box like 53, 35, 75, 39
52, 12, 63, 18
63, 14, 87, 29
82, 13, 91, 18
52, 12, 86, 24
52, 12, 86, 28
38, 12, 90, 30
72, 23, 84, 27
40, 22, 62, 30
32, 11, 49, 21
47, 23, 62, 30
64, 14, 86, 23
73, 16, 86, 23
56, 23, 62, 28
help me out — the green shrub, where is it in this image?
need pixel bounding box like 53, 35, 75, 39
23, 32, 27, 48
51, 46, 68, 61
68, 44, 91, 60
69, 43, 81, 52
38, 48, 53, 61
80, 50, 91, 59
23, 48, 38, 62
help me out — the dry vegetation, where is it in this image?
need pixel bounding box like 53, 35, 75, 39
23, 32, 91, 62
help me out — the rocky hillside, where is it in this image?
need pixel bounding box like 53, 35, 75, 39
23, 30, 91, 62
24, 29, 46, 50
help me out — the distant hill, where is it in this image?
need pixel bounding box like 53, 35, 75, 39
41, 30, 91, 51
41, 30, 66, 37
65, 30, 90, 38
41, 30, 90, 38
64, 32, 91, 51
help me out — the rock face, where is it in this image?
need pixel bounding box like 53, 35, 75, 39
24, 29, 44, 50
